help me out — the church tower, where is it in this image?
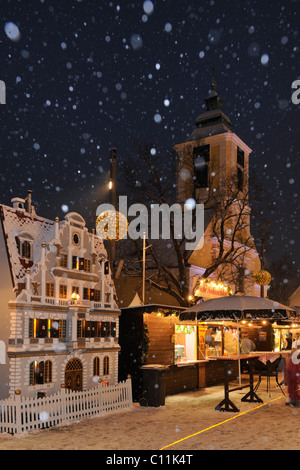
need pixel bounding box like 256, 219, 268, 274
174, 73, 261, 298
175, 72, 252, 206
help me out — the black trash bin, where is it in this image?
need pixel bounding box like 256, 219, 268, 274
140, 365, 168, 407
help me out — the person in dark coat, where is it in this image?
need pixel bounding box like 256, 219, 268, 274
284, 333, 293, 350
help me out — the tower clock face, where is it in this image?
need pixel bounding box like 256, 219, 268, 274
73, 233, 80, 245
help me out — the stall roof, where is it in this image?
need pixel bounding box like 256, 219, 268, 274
179, 295, 298, 322
121, 303, 186, 314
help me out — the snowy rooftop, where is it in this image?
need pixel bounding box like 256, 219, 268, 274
0, 198, 107, 290
0, 203, 55, 286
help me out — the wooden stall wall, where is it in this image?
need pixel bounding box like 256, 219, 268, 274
205, 360, 239, 386
144, 313, 176, 365
165, 364, 199, 395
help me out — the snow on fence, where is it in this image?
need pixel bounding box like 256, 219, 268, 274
0, 378, 132, 435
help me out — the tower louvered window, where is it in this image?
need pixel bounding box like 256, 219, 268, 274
237, 147, 245, 191
193, 144, 210, 188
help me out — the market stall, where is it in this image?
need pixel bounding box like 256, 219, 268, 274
180, 295, 299, 388
118, 303, 198, 400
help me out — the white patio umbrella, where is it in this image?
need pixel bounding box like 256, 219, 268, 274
180, 296, 298, 386
180, 295, 297, 321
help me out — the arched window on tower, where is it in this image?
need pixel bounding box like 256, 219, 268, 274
193, 145, 210, 188
237, 147, 245, 191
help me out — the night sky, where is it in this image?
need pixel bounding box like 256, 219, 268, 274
0, 0, 299, 272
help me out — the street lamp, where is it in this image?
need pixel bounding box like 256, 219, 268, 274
109, 148, 117, 274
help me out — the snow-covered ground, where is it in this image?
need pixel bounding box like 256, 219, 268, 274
0, 376, 299, 451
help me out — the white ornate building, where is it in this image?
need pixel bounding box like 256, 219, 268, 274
0, 192, 121, 399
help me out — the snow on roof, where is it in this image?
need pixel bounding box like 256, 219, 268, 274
0, 203, 55, 285
1, 201, 113, 304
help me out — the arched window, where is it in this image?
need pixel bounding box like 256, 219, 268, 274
237, 147, 245, 192
193, 144, 210, 189
93, 357, 100, 377
44, 360, 52, 384
103, 356, 109, 376
29, 360, 52, 385
29, 361, 37, 385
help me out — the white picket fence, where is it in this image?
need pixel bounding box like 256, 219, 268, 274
0, 378, 132, 435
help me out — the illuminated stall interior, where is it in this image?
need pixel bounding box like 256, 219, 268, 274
175, 278, 237, 362
174, 319, 284, 363
273, 322, 300, 351
174, 324, 197, 362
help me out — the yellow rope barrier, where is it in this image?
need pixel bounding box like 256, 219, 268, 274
160, 395, 284, 450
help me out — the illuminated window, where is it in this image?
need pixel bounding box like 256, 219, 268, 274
44, 360, 52, 383
77, 320, 101, 338
46, 282, 54, 297
60, 254, 68, 268
21, 240, 32, 259
72, 256, 80, 270
72, 286, 79, 297
103, 356, 109, 375
83, 288, 100, 301
29, 318, 66, 339
101, 322, 110, 337
72, 256, 90, 271
93, 357, 100, 376
29, 360, 52, 385
59, 284, 67, 298
84, 258, 91, 272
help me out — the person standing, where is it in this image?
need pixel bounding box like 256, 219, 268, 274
292, 334, 300, 350
284, 348, 300, 406
240, 332, 256, 354
240, 332, 256, 373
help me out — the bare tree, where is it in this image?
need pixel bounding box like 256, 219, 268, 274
116, 143, 263, 307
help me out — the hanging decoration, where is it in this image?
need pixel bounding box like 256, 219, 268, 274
95, 210, 128, 241
254, 270, 271, 286
175, 324, 195, 335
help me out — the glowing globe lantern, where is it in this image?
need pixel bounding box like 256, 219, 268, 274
95, 210, 128, 241
254, 270, 272, 286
